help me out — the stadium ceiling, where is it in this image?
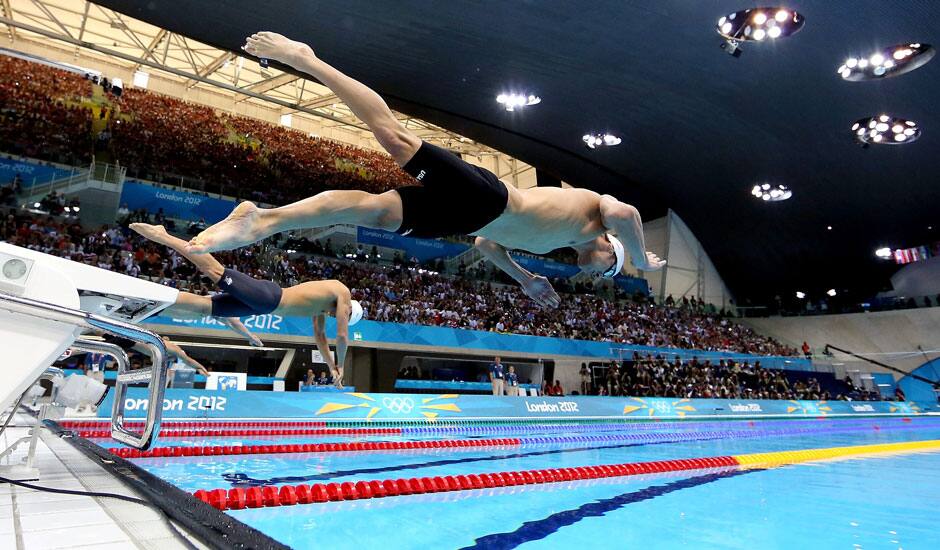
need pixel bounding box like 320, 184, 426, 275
0, 0, 495, 155
8, 1, 940, 300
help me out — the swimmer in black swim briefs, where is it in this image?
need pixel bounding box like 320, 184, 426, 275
189, 33, 665, 309
131, 223, 362, 387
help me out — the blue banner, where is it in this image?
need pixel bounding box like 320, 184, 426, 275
615, 275, 650, 296
512, 254, 580, 278
356, 227, 468, 263
120, 181, 237, 223
0, 157, 77, 189
146, 314, 810, 371
899, 358, 940, 404
97, 388, 931, 420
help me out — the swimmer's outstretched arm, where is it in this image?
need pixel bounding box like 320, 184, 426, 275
129, 338, 209, 376
221, 318, 264, 347
243, 32, 420, 165
474, 237, 561, 308
312, 313, 337, 379
165, 341, 210, 377
598, 196, 666, 272
332, 295, 351, 388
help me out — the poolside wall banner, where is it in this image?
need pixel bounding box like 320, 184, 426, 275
145, 314, 808, 370
511, 254, 580, 278
0, 157, 77, 188
614, 275, 651, 296
96, 388, 929, 420
120, 181, 237, 223
356, 227, 468, 263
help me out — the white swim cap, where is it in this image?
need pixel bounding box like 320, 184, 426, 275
604, 234, 625, 278
349, 299, 363, 326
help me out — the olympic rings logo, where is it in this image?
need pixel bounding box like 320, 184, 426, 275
382, 397, 414, 414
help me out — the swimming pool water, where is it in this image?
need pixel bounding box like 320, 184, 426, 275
117, 417, 940, 549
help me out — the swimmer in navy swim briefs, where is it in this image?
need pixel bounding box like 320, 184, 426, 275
189, 32, 665, 309
131, 223, 362, 387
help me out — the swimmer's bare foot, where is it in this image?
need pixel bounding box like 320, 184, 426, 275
186, 202, 269, 254
129, 223, 171, 245
243, 32, 314, 67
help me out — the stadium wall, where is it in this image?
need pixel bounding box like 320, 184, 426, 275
97, 387, 931, 420
742, 307, 940, 380
644, 210, 734, 309
884, 256, 940, 298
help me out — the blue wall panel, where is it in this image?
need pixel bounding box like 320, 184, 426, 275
147, 313, 810, 370
97, 388, 931, 420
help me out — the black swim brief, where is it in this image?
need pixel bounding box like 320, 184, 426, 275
210, 268, 283, 318
395, 141, 509, 238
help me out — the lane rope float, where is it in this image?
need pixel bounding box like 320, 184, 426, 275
192, 439, 940, 511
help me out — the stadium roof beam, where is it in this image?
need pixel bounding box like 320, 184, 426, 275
236, 72, 299, 97
74, 0, 87, 41
28, 0, 70, 38
0, 0, 15, 41
92, 4, 151, 53
185, 50, 235, 87
130, 27, 167, 73
297, 93, 339, 110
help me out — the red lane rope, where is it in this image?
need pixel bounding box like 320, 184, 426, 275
110, 437, 522, 458
80, 427, 402, 439
193, 455, 741, 510
61, 420, 328, 429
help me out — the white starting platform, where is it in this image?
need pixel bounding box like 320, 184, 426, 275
0, 242, 179, 480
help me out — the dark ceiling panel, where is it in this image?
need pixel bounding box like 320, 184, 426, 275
94, 0, 940, 299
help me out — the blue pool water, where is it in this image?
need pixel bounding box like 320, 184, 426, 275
118, 417, 940, 549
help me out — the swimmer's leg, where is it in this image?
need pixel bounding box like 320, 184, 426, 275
166, 292, 262, 346
187, 191, 402, 254
164, 291, 213, 318
243, 32, 421, 165
130, 223, 225, 283
189, 31, 421, 254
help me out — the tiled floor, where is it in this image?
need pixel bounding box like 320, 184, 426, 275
1, 413, 207, 549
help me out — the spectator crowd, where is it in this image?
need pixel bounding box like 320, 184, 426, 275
0, 55, 413, 205
0, 56, 93, 166
587, 353, 887, 402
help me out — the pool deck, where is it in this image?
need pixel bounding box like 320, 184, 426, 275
0, 412, 206, 550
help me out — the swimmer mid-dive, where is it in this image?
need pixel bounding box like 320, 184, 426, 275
187, 32, 665, 309
131, 223, 362, 387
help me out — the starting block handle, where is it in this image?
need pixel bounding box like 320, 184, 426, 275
0, 293, 168, 450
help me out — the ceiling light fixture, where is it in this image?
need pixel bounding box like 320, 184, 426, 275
582, 133, 622, 149
751, 183, 792, 202
496, 92, 541, 111
874, 247, 893, 259
838, 43, 935, 81
852, 115, 921, 147
716, 7, 805, 58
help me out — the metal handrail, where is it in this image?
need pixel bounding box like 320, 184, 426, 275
0, 293, 168, 449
